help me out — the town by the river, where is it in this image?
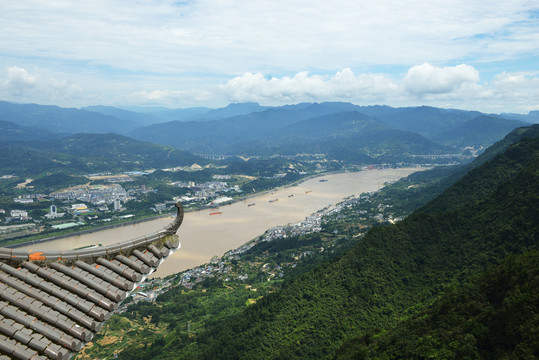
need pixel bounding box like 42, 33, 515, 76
20, 168, 423, 277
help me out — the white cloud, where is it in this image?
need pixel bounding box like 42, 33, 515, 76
1, 1, 537, 75
0, 66, 82, 104
215, 69, 399, 104
0, 1, 536, 114
127, 88, 217, 107
4, 66, 36, 96
404, 63, 480, 96
127, 69, 401, 106
490, 71, 539, 111
493, 71, 539, 88
3, 63, 539, 114
125, 65, 539, 113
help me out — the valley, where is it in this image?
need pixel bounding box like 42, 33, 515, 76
2, 4, 538, 359
5, 100, 520, 246
0, 100, 537, 360
19, 167, 421, 277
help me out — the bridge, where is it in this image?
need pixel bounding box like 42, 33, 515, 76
0, 203, 184, 360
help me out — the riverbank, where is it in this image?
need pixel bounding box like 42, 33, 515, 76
5, 169, 348, 249
16, 168, 424, 278
157, 167, 425, 277
6, 213, 172, 249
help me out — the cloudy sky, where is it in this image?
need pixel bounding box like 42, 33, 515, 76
1, 0, 538, 113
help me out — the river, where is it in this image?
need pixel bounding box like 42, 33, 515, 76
20, 168, 424, 277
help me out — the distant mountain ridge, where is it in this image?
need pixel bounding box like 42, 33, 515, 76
105, 124, 539, 360
119, 102, 269, 122
129, 102, 518, 159
82, 105, 163, 126
500, 110, 539, 123
0, 133, 205, 176
431, 115, 528, 147
225, 111, 451, 160
128, 103, 372, 154
0, 100, 529, 162
0, 101, 139, 135
188, 125, 539, 359
0, 119, 59, 142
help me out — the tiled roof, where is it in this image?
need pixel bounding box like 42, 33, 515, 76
0, 203, 184, 360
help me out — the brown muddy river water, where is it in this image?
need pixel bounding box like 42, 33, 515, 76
20, 168, 424, 277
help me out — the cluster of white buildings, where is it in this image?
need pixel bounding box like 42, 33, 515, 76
9, 209, 29, 220
50, 184, 131, 206
258, 211, 325, 243
175, 180, 241, 204
178, 262, 230, 289
12, 194, 47, 204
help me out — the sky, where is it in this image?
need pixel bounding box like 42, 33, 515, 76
0, 0, 538, 114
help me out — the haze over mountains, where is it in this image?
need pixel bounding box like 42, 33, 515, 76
127, 103, 530, 155
0, 100, 533, 166
0, 101, 138, 135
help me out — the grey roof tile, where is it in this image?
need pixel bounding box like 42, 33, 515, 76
0, 202, 184, 359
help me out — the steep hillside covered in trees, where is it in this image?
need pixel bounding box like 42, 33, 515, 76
98, 125, 538, 360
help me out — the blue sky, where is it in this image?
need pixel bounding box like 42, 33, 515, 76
0, 0, 538, 113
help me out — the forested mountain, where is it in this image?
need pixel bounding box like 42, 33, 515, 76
49, 133, 205, 168
128, 102, 524, 157
113, 125, 538, 359
422, 125, 539, 214
0, 100, 526, 160
128, 106, 454, 159
0, 143, 66, 176
82, 105, 163, 126
0, 119, 59, 141
338, 251, 538, 359
0, 101, 139, 134
0, 133, 205, 176
431, 115, 527, 148
501, 110, 539, 123
225, 111, 450, 158
128, 103, 367, 153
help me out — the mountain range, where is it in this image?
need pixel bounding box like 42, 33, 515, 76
95, 123, 539, 360
127, 103, 529, 157
0, 100, 534, 176
0, 133, 204, 176
1, 99, 537, 359
195, 125, 539, 359
0, 101, 139, 135
1, 101, 533, 155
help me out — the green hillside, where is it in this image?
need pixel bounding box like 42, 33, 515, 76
0, 120, 59, 141
432, 115, 527, 148
227, 111, 450, 160
0, 143, 68, 176
0, 100, 138, 134
421, 125, 539, 213
337, 251, 539, 359
119, 126, 537, 359
37, 133, 205, 169
0, 133, 205, 177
